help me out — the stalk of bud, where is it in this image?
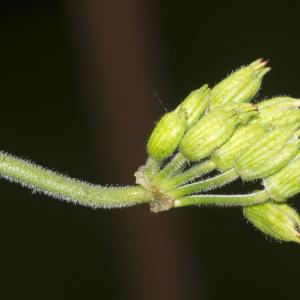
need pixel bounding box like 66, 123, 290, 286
209, 59, 270, 109
244, 202, 300, 243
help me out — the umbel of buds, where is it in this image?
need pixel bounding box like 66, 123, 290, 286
2, 58, 300, 246
140, 58, 300, 244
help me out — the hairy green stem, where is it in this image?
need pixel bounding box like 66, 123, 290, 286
159, 160, 216, 190
169, 169, 238, 198
174, 190, 269, 208
0, 152, 152, 208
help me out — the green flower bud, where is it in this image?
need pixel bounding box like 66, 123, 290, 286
179, 104, 256, 161
147, 109, 186, 161
235, 128, 300, 180
264, 153, 300, 202
175, 84, 210, 128
209, 59, 270, 110
255, 97, 300, 129
211, 123, 266, 171
244, 202, 300, 243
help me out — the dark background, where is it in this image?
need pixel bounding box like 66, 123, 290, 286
0, 1, 299, 299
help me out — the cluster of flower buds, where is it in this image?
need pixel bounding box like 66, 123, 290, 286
138, 58, 300, 244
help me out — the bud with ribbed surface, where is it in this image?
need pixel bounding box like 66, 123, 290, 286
180, 103, 256, 161
211, 123, 267, 171
147, 109, 186, 161
264, 153, 300, 202
175, 84, 210, 128
209, 59, 270, 110
244, 202, 300, 243
235, 128, 300, 180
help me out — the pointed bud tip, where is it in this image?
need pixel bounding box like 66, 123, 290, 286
201, 83, 209, 90
252, 58, 269, 68
260, 58, 269, 67
251, 59, 271, 77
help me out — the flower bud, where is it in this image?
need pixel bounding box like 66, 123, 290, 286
179, 104, 255, 161
209, 59, 271, 110
211, 123, 266, 171
255, 97, 300, 129
175, 84, 210, 128
243, 202, 300, 243
235, 128, 300, 180
264, 153, 300, 202
147, 109, 186, 161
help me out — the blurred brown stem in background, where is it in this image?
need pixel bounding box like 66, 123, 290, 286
65, 1, 203, 299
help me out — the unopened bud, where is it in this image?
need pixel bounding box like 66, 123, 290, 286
235, 128, 300, 180
180, 104, 255, 161
209, 59, 270, 110
264, 153, 300, 202
211, 123, 266, 171
244, 202, 300, 243
175, 84, 210, 128
255, 97, 300, 129
230, 103, 258, 125
147, 109, 186, 161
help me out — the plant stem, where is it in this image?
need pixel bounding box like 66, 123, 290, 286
153, 152, 187, 183
169, 169, 238, 198
159, 160, 216, 190
174, 190, 269, 208
0, 152, 153, 208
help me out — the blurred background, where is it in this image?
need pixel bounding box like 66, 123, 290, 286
0, 1, 299, 299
